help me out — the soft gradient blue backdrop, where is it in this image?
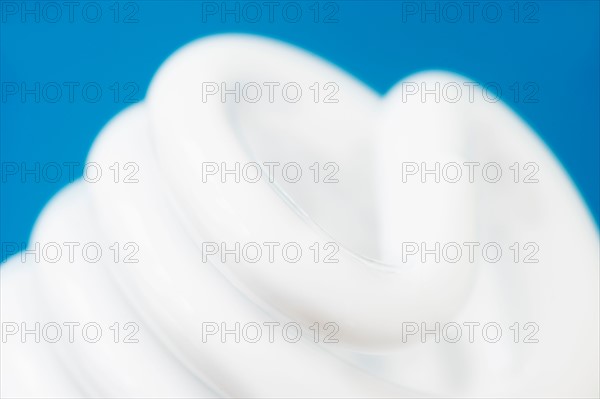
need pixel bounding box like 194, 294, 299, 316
1, 0, 599, 262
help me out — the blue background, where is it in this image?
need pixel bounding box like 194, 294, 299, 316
1, 0, 599, 262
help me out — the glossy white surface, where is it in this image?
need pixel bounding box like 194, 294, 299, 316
1, 34, 598, 398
